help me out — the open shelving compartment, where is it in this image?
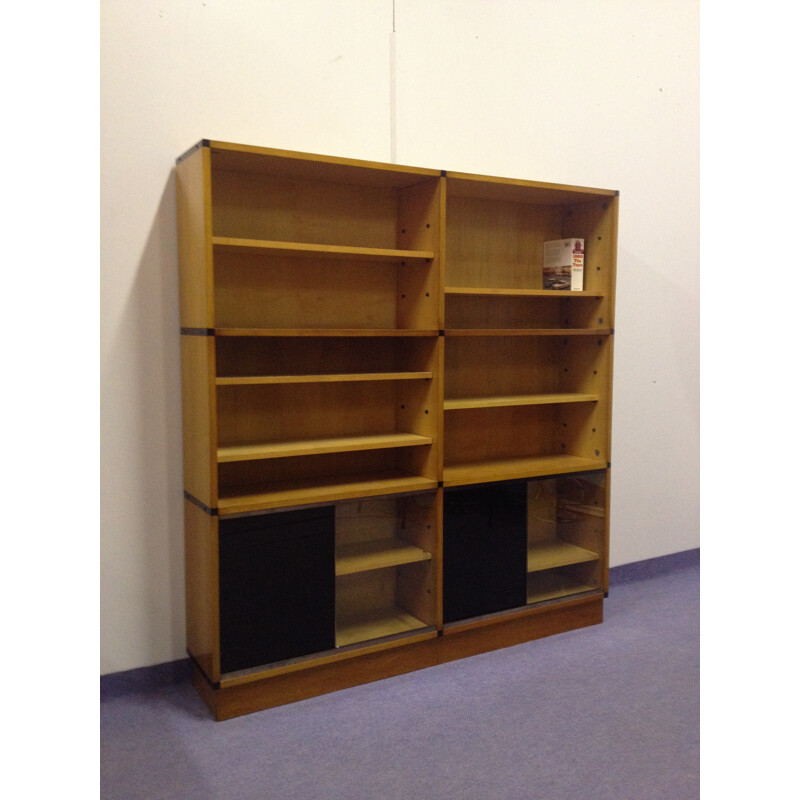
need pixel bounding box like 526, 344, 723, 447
525, 471, 606, 604
334, 492, 438, 647
214, 331, 441, 514
443, 170, 616, 332
209, 143, 441, 335
443, 332, 612, 487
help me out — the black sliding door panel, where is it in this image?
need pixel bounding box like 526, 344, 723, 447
443, 482, 528, 623
218, 507, 335, 673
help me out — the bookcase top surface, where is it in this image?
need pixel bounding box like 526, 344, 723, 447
177, 139, 440, 188
176, 139, 619, 201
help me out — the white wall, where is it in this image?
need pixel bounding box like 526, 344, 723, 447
101, 0, 699, 674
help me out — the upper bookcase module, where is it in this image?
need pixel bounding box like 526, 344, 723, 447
176, 141, 444, 333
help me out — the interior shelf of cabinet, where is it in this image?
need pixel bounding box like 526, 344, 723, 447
443, 454, 606, 488
445, 328, 612, 337
444, 393, 598, 411
212, 237, 434, 264
217, 472, 438, 515
214, 328, 439, 338
217, 371, 432, 386
335, 608, 431, 648
335, 538, 432, 576
527, 539, 600, 573
217, 433, 432, 463
526, 572, 599, 605
445, 286, 604, 298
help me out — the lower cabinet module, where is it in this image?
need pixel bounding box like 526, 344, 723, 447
177, 140, 617, 718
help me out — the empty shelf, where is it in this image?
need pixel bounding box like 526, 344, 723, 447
335, 538, 431, 576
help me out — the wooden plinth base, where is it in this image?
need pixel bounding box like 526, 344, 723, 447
192, 595, 603, 720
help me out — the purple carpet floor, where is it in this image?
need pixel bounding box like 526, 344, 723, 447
101, 550, 699, 800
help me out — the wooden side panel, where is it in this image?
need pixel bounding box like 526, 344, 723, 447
180, 335, 217, 507
176, 147, 214, 328
564, 196, 618, 323
397, 178, 442, 330
184, 499, 220, 681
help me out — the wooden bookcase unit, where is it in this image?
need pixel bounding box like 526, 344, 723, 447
176, 140, 617, 719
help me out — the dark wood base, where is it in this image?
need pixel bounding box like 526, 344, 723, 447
192, 595, 603, 720
439, 594, 603, 664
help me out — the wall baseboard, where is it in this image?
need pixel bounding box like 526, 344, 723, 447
609, 547, 699, 585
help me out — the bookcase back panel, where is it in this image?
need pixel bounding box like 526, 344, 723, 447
444, 336, 611, 399
445, 196, 565, 289
211, 169, 399, 248
445, 295, 562, 329
445, 337, 559, 398
215, 336, 438, 378
444, 403, 604, 466
218, 450, 400, 493
216, 382, 399, 446
213, 253, 398, 329
444, 406, 561, 464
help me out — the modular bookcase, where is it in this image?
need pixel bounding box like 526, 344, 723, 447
176, 140, 618, 720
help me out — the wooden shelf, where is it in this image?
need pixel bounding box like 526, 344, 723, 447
443, 454, 606, 487
215, 328, 439, 338
445, 286, 604, 298
335, 537, 432, 576
526, 573, 598, 605
445, 328, 612, 337
217, 432, 432, 463
444, 393, 599, 411
217, 471, 438, 515
217, 371, 432, 386
213, 237, 435, 263
336, 607, 430, 647
527, 539, 599, 573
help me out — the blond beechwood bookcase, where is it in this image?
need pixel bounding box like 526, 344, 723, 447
176, 140, 618, 720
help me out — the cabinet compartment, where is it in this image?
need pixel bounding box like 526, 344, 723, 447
445, 178, 616, 294
218, 507, 336, 674
215, 335, 437, 383
210, 157, 439, 250
445, 290, 605, 331
445, 334, 610, 402
443, 335, 610, 485
525, 472, 605, 603
444, 176, 616, 330
213, 248, 437, 331
444, 472, 606, 624
443, 482, 529, 622
215, 369, 438, 512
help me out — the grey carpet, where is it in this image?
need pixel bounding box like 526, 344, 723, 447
101, 551, 699, 799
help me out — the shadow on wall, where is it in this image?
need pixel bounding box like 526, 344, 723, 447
104, 168, 186, 667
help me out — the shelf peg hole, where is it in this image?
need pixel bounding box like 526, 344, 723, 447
595, 449, 600, 456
